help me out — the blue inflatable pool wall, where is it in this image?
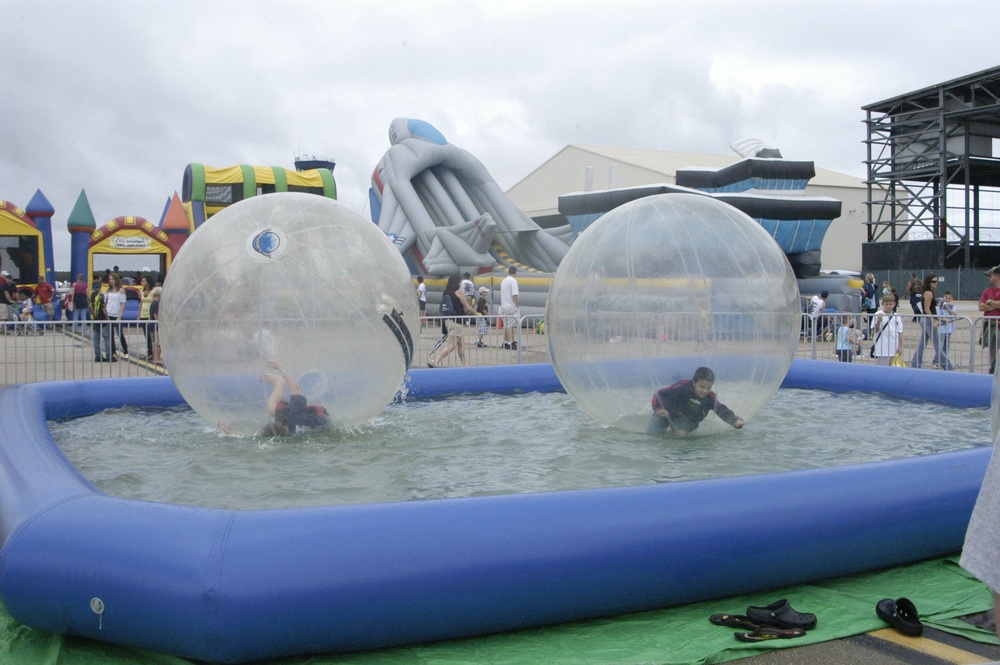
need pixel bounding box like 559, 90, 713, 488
0, 360, 992, 662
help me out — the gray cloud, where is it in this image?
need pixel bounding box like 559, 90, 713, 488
1, 0, 998, 267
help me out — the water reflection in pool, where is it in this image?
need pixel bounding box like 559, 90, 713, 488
49, 388, 987, 510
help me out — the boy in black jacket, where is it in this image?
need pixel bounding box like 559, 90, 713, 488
648, 367, 744, 436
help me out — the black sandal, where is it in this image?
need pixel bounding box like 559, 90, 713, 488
746, 599, 817, 631
709, 613, 757, 630
734, 625, 807, 642
876, 597, 923, 636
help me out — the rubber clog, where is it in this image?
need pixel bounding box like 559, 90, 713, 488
876, 597, 923, 637
746, 599, 817, 630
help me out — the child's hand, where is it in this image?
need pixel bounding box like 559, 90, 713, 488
733, 418, 745, 429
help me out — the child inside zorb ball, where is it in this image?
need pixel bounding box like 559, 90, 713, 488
159, 193, 418, 436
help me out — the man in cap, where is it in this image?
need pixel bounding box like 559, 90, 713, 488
980, 266, 1000, 373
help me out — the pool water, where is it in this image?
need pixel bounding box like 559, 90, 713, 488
49, 389, 988, 510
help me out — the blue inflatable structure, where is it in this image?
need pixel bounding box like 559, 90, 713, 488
0, 361, 992, 663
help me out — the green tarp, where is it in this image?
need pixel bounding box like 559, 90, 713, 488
1, 556, 996, 665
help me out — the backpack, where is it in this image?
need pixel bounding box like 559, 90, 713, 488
90, 291, 105, 320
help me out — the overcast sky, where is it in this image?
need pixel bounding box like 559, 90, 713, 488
3, 0, 998, 269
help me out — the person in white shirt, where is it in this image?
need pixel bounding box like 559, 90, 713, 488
499, 266, 520, 350
416, 276, 427, 328
808, 290, 829, 339
869, 294, 903, 365
105, 273, 129, 359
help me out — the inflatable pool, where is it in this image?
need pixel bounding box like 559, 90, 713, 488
0, 360, 991, 663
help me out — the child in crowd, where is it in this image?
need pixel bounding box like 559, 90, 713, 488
835, 316, 863, 362
17, 292, 41, 335
870, 294, 903, 365
937, 291, 957, 371
475, 287, 489, 348
647, 367, 744, 437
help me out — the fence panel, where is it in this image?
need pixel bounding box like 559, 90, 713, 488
1, 320, 164, 387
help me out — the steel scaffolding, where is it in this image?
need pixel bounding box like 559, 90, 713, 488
864, 66, 1000, 268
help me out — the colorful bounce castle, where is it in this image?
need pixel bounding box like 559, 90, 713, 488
0, 162, 338, 314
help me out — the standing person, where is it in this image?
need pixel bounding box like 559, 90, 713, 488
870, 294, 903, 366
647, 367, 745, 437
427, 273, 478, 368
910, 274, 940, 368
460, 272, 475, 302
861, 273, 879, 334
0, 271, 17, 333
71, 274, 90, 334
500, 266, 520, 350
149, 286, 163, 365
835, 317, 862, 362
807, 291, 829, 339
460, 272, 475, 324
937, 291, 957, 371
416, 275, 427, 328
34, 274, 54, 325
904, 273, 923, 320
980, 266, 1000, 373
475, 286, 490, 348
105, 273, 129, 359
137, 276, 155, 360
90, 280, 113, 362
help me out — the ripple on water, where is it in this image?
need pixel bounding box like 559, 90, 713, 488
47, 390, 988, 510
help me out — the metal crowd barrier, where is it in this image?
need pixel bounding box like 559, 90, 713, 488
418, 314, 548, 368
1, 320, 164, 387
798, 312, 991, 372
5, 312, 997, 387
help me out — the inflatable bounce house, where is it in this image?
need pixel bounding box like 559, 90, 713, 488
370, 118, 574, 315
0, 194, 53, 286
182, 162, 337, 228
369, 121, 857, 314
560, 139, 856, 311
85, 216, 182, 280
50, 163, 340, 320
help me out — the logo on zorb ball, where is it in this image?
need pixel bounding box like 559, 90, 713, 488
246, 227, 288, 262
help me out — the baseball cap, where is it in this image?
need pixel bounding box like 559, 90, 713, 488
985, 265, 1000, 276
478, 287, 489, 294
0, 271, 9, 277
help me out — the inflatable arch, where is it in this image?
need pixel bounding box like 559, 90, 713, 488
182, 163, 337, 229
0, 200, 47, 282
88, 216, 182, 282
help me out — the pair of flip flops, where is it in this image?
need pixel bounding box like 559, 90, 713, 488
710, 599, 816, 643
876, 597, 923, 636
